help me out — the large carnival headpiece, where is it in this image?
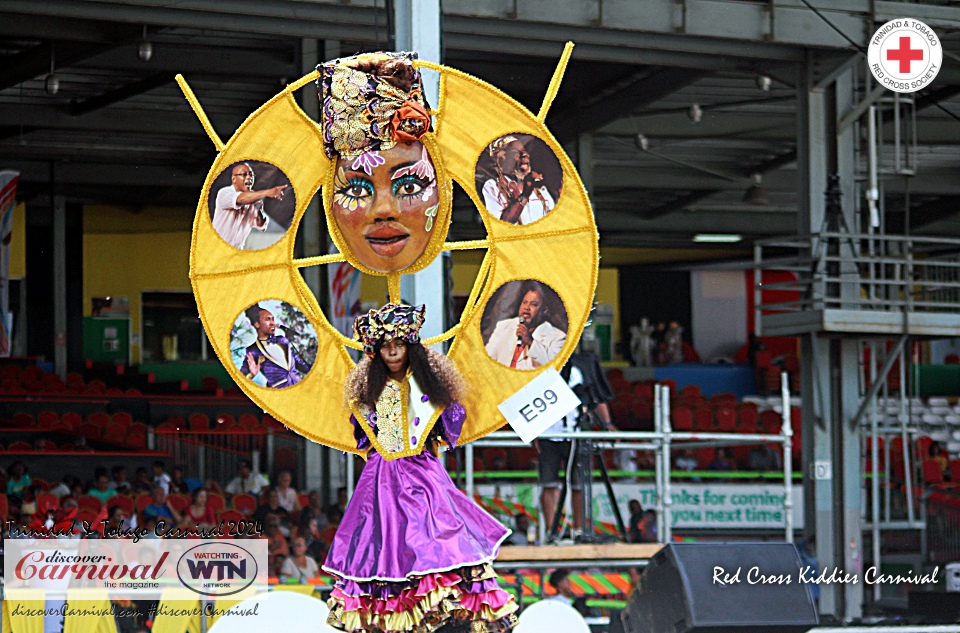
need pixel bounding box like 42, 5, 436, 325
353, 303, 426, 357
318, 52, 432, 159
181, 42, 599, 457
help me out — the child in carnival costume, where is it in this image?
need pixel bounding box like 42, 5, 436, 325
323, 302, 518, 633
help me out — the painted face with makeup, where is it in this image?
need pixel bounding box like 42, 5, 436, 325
332, 141, 440, 273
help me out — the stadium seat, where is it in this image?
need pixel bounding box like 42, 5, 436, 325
135, 493, 153, 514
238, 413, 260, 430
78, 495, 103, 513
298, 493, 310, 509
715, 406, 736, 432
33, 478, 50, 490
760, 410, 782, 433
189, 413, 210, 431
671, 406, 693, 431
922, 459, 945, 485
694, 407, 713, 431
207, 493, 226, 515
36, 492, 59, 513
0, 494, 6, 520
38, 410, 59, 429
87, 412, 110, 429
168, 494, 189, 513
103, 423, 127, 445
11, 412, 35, 427
107, 496, 134, 517
7, 441, 31, 451
62, 411, 83, 432
79, 423, 101, 441
75, 509, 99, 526
215, 413, 236, 429
217, 509, 244, 523
232, 493, 257, 515
111, 412, 133, 427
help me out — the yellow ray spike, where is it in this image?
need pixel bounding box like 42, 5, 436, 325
388, 274, 402, 303
176, 74, 225, 152
537, 41, 575, 123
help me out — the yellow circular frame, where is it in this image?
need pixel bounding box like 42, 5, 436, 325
183, 45, 599, 454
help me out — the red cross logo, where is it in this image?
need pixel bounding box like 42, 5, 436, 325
887, 36, 924, 73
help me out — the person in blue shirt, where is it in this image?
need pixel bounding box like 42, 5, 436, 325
142, 485, 182, 528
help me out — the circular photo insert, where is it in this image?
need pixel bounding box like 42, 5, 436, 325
475, 133, 563, 225
208, 160, 295, 251
481, 279, 569, 370
231, 300, 318, 389
329, 143, 442, 273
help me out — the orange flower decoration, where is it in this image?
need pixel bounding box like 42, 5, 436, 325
391, 100, 430, 143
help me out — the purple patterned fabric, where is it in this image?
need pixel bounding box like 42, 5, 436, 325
323, 449, 509, 582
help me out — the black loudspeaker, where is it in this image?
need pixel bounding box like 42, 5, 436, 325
624, 543, 819, 633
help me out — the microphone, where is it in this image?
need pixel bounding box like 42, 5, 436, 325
516, 317, 526, 346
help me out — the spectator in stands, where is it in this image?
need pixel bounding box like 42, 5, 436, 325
109, 465, 131, 494
326, 486, 348, 521
141, 516, 160, 539
298, 490, 327, 531
151, 461, 171, 495
6, 461, 31, 500
627, 499, 644, 543
132, 467, 152, 494
181, 489, 216, 529
274, 471, 300, 512
548, 568, 589, 616
675, 449, 698, 472
747, 444, 782, 472
748, 333, 769, 395
263, 514, 289, 559
88, 472, 115, 505
505, 514, 531, 545
637, 509, 658, 543
930, 441, 949, 478
253, 487, 291, 536
69, 480, 85, 500
49, 475, 78, 499
169, 466, 190, 495
706, 448, 735, 472
225, 459, 269, 496
302, 516, 327, 562
106, 505, 127, 531
270, 554, 286, 580
280, 536, 320, 583
142, 485, 182, 527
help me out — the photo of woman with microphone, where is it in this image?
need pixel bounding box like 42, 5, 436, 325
482, 279, 568, 369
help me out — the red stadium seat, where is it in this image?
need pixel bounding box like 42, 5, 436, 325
0, 494, 7, 519
32, 478, 50, 490
135, 493, 153, 514
232, 493, 257, 516
671, 405, 693, 431
87, 411, 110, 429
103, 423, 127, 445
737, 404, 759, 432
106, 496, 134, 517
922, 459, 945, 485
62, 411, 83, 432
760, 410, 782, 433
951, 459, 960, 483
111, 412, 133, 427
298, 493, 310, 509
189, 413, 210, 431
12, 412, 35, 427
75, 510, 98, 526
946, 354, 960, 365
168, 494, 189, 513
36, 492, 59, 513
680, 384, 702, 400
38, 410, 59, 429
78, 495, 103, 513
715, 406, 736, 432
215, 413, 236, 429
694, 407, 714, 431
7, 441, 32, 452
79, 423, 101, 441
207, 493, 226, 515
217, 509, 244, 523
238, 413, 260, 430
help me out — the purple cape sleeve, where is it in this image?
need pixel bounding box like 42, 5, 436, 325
438, 402, 466, 448
350, 414, 370, 450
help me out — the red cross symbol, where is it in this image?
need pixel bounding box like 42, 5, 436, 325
887, 36, 924, 73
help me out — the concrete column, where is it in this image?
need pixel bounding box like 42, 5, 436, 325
395, 0, 445, 342
53, 193, 66, 379
798, 59, 862, 621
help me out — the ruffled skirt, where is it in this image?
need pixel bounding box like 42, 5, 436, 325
323, 451, 518, 633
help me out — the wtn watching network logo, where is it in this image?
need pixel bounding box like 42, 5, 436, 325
176, 542, 264, 597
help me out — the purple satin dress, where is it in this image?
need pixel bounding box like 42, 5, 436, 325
324, 404, 509, 581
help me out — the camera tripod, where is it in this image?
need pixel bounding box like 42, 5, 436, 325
546, 405, 627, 543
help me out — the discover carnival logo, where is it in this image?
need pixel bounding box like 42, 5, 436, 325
868, 18, 942, 93
4, 538, 267, 598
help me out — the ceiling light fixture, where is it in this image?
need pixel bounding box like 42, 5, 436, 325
693, 234, 743, 243
44, 43, 59, 95
634, 132, 649, 151
688, 103, 702, 123
138, 26, 153, 62
757, 75, 772, 91
743, 173, 770, 205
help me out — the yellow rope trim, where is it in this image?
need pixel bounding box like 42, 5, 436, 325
421, 323, 462, 346
292, 253, 346, 268
175, 74, 224, 152
286, 70, 320, 93
388, 274, 401, 303
537, 42, 574, 123
442, 239, 490, 251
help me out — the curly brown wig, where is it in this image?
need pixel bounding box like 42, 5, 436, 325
344, 343, 465, 410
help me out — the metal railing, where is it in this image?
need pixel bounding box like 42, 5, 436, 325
464, 374, 797, 544
753, 232, 960, 325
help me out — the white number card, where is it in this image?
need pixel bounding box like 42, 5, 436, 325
497, 368, 581, 444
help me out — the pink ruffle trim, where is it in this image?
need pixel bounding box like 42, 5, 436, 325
331, 571, 513, 616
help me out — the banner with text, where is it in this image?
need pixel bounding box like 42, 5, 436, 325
0, 170, 18, 357
476, 481, 803, 530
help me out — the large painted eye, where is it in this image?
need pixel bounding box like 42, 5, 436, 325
392, 175, 428, 198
